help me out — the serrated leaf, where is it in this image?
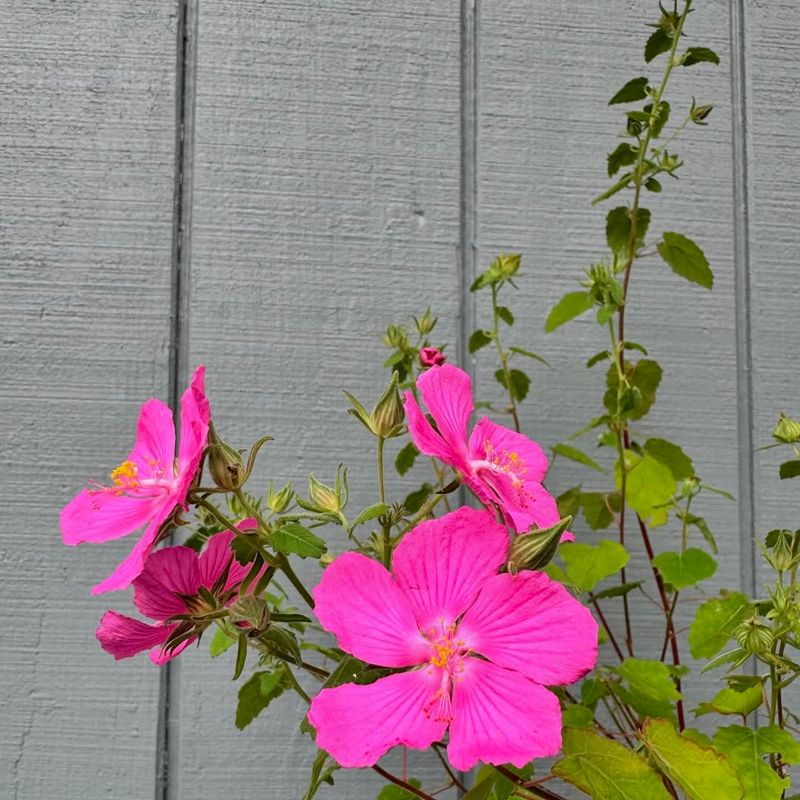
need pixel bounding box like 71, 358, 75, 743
610, 76, 650, 105
645, 437, 695, 480
645, 28, 673, 62
209, 627, 236, 657
495, 368, 530, 402
469, 329, 493, 353
653, 548, 717, 589
395, 441, 418, 476
694, 684, 763, 718
688, 592, 753, 659
643, 718, 743, 800
618, 658, 681, 705
496, 305, 514, 325
553, 727, 671, 800
581, 492, 618, 530
608, 142, 638, 177
657, 232, 714, 289
606, 206, 651, 254
560, 539, 629, 592
272, 523, 327, 558
605, 358, 662, 421
350, 503, 388, 531
509, 346, 549, 366
618, 450, 676, 528
403, 483, 433, 514
779, 460, 800, 479
683, 47, 720, 67
235, 669, 285, 730
554, 443, 604, 473
545, 291, 594, 332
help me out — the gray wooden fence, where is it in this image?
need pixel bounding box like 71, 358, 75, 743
2, 1, 798, 798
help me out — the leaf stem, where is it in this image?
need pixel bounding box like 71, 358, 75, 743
377, 436, 392, 568
371, 765, 436, 800
492, 283, 521, 432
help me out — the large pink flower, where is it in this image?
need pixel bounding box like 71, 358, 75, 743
96, 529, 257, 664
61, 365, 211, 594
307, 507, 597, 771
404, 363, 567, 535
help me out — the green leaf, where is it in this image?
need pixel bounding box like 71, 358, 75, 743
554, 443, 604, 473
645, 177, 662, 193
271, 523, 327, 559
403, 483, 433, 514
563, 704, 595, 728
209, 627, 236, 657
609, 76, 650, 105
779, 460, 800, 479
395, 441, 418, 476
509, 346, 549, 366
592, 171, 635, 205
545, 291, 594, 332
682, 512, 718, 554
643, 718, 743, 800
553, 727, 672, 800
235, 669, 286, 730
581, 491, 618, 530
645, 437, 695, 480
376, 780, 422, 800
303, 749, 339, 800
608, 143, 638, 177
561, 539, 629, 592
645, 28, 673, 62
619, 450, 676, 528
494, 368, 530, 402
683, 47, 721, 67
557, 485, 582, 520
653, 548, 717, 589
605, 358, 662, 421
657, 232, 714, 289
587, 350, 611, 368
350, 503, 389, 530
496, 305, 514, 326
712, 725, 800, 799
469, 329, 493, 353
647, 100, 670, 138
618, 657, 681, 705
593, 580, 642, 600
606, 206, 651, 254
694, 684, 763, 718
688, 592, 753, 659
461, 773, 496, 800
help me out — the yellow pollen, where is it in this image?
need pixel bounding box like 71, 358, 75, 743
110, 460, 139, 488
431, 641, 455, 669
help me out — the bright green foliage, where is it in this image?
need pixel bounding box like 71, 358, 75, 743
645, 28, 673, 62
303, 750, 338, 800
562, 704, 595, 728
657, 232, 714, 289
642, 718, 744, 800
606, 206, 651, 254
235, 668, 287, 730
694, 683, 763, 718
581, 491, 618, 530
469, 329, 493, 353
553, 443, 604, 473
560, 539, 629, 592
644, 437, 695, 480
209, 627, 236, 657
460, 774, 495, 800
394, 441, 418, 476
553, 727, 672, 799
496, 305, 514, 325
617, 657, 680, 718
375, 779, 423, 799
349, 503, 389, 531
608, 142, 638, 176
609, 76, 650, 105
271, 522, 327, 558
545, 291, 594, 332
712, 726, 800, 799
652, 548, 717, 589
494, 368, 530, 402
605, 359, 662, 420
618, 450, 676, 527
688, 592, 753, 659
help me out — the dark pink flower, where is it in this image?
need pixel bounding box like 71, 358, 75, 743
419, 346, 446, 368
307, 507, 597, 770
404, 364, 569, 536
96, 530, 256, 664
61, 366, 211, 594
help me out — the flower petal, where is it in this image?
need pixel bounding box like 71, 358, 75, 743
150, 637, 193, 665
177, 365, 210, 472
403, 391, 461, 464
415, 364, 473, 461
198, 530, 252, 591
468, 417, 548, 484
458, 571, 598, 685
129, 399, 176, 481
313, 552, 430, 667
60, 489, 160, 546
494, 474, 567, 536
308, 670, 447, 767
132, 545, 201, 619
447, 659, 562, 771
392, 507, 509, 630
96, 610, 171, 660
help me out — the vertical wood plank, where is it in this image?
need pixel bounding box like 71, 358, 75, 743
172, 1, 462, 796
476, 0, 740, 721
0, 3, 178, 798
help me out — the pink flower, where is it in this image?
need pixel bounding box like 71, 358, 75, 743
61, 365, 211, 594
307, 507, 597, 770
419, 346, 446, 368
96, 529, 257, 664
404, 363, 569, 536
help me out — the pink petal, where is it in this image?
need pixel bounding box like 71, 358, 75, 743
150, 637, 193, 665
312, 552, 430, 668
132, 544, 201, 619
177, 365, 210, 473
403, 391, 462, 465
198, 530, 252, 591
468, 417, 548, 484
495, 475, 566, 536
458, 571, 598, 686
96, 610, 171, 660
60, 489, 160, 546
392, 507, 509, 630
415, 364, 473, 461
447, 658, 563, 771
308, 669, 447, 767
129, 398, 176, 481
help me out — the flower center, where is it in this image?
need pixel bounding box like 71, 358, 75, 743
471, 440, 528, 486
422, 621, 470, 724
101, 458, 176, 498
110, 460, 139, 491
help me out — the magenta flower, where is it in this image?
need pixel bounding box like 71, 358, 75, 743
404, 363, 568, 535
419, 346, 446, 368
96, 529, 256, 664
61, 365, 211, 594
307, 507, 597, 770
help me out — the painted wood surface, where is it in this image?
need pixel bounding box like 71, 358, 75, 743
2, 0, 799, 798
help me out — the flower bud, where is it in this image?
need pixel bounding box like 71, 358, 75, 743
765, 529, 797, 572
507, 517, 572, 574
382, 324, 408, 350
228, 594, 270, 634
307, 474, 340, 514
496, 252, 521, 279
414, 308, 437, 336
419, 347, 446, 368
207, 425, 245, 491
773, 413, 800, 444
266, 481, 293, 514
735, 617, 774, 656
369, 372, 405, 438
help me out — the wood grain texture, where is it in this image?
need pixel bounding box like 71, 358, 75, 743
172, 1, 461, 796
476, 0, 739, 738
0, 3, 177, 798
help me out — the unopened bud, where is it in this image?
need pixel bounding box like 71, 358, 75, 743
266, 481, 293, 514
370, 371, 405, 438
229, 594, 270, 634
414, 308, 437, 336
382, 324, 408, 349
766, 529, 797, 572
496, 252, 521, 279
507, 517, 572, 574
307, 474, 340, 514
419, 347, 446, 368
207, 425, 245, 491
773, 413, 800, 444
691, 103, 713, 125
735, 617, 774, 655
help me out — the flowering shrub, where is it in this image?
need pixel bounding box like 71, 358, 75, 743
62, 2, 800, 798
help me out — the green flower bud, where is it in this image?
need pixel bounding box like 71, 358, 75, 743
773, 413, 800, 444
228, 594, 270, 634
370, 371, 405, 438
735, 617, 774, 656
266, 481, 294, 514
308, 474, 340, 514
496, 252, 521, 279
414, 308, 437, 336
382, 324, 408, 349
207, 424, 245, 491
507, 517, 572, 574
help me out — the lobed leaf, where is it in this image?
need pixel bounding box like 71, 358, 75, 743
560, 539, 629, 592
652, 548, 717, 589
688, 592, 752, 659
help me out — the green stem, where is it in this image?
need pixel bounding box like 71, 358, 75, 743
274, 554, 315, 609
283, 667, 311, 703
492, 283, 521, 432
377, 436, 391, 568
401, 489, 448, 533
